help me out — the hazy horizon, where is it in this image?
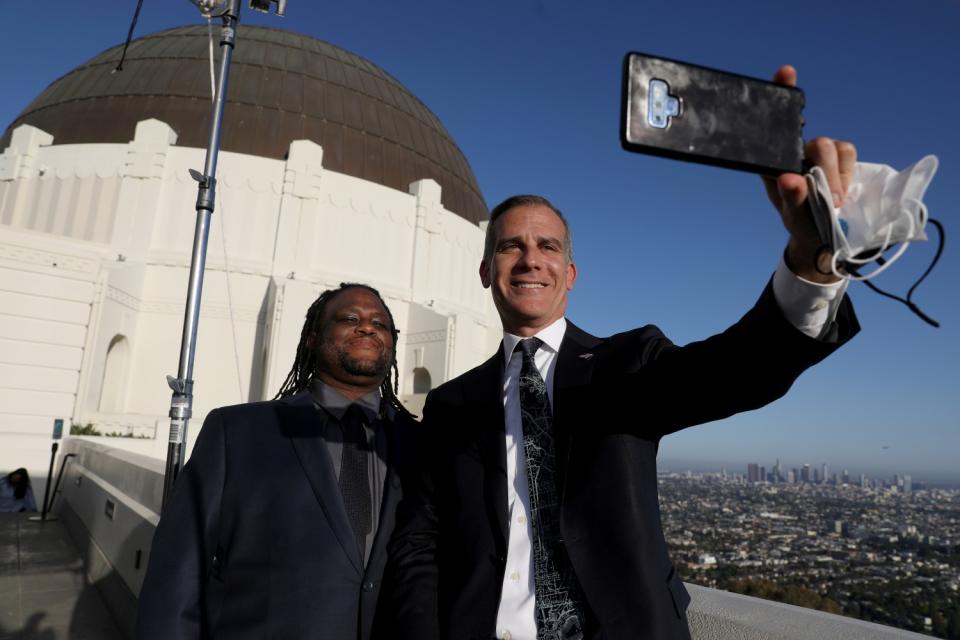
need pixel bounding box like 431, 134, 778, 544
658, 454, 960, 487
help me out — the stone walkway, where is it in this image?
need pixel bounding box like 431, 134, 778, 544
0, 512, 122, 640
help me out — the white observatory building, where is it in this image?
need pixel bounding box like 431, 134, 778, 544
0, 26, 500, 478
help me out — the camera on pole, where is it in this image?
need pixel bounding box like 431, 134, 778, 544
249, 0, 286, 16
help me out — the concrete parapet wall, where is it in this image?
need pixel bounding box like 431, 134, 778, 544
685, 578, 930, 639
54, 438, 163, 639
55, 438, 931, 640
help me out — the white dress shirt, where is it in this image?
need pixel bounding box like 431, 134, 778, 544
493, 261, 846, 640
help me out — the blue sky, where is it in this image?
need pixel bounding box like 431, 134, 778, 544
2, 1, 957, 482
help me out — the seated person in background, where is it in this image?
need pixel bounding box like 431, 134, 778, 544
0, 468, 37, 512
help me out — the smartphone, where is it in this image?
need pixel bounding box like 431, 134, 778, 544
621, 52, 806, 175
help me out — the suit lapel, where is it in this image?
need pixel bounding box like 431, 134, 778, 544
279, 392, 363, 574
553, 322, 601, 497
469, 349, 511, 552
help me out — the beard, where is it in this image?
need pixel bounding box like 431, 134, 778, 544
338, 348, 391, 379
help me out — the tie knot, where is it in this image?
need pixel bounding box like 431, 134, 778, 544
343, 403, 366, 421
341, 404, 368, 442
515, 337, 543, 359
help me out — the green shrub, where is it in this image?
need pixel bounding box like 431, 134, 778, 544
70, 423, 101, 436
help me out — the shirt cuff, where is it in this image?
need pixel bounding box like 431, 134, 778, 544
772, 257, 849, 340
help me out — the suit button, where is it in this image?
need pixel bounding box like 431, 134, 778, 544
362, 581, 374, 592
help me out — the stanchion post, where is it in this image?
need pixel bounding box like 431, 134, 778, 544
38, 441, 58, 519
45, 453, 77, 516
30, 418, 64, 523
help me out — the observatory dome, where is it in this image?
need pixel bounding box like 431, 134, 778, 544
0, 24, 502, 483
1, 25, 487, 223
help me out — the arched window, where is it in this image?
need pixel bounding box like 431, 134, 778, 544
99, 335, 129, 413
413, 367, 432, 394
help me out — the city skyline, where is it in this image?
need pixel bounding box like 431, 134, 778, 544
1, 1, 957, 478
659, 455, 958, 489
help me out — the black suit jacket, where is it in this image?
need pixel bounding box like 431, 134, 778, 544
137, 391, 416, 640
386, 283, 858, 640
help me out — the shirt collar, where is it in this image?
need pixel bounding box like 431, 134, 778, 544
501, 316, 567, 361
309, 378, 381, 422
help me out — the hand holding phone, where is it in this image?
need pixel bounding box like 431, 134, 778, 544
622, 57, 860, 282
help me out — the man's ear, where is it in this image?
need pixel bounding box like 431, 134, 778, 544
566, 260, 577, 291
479, 260, 491, 288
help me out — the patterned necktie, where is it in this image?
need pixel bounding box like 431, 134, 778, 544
339, 404, 372, 558
517, 338, 588, 640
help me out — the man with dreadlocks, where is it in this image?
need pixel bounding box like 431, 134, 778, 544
138, 283, 417, 640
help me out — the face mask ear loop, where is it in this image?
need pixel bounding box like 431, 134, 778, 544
906, 196, 929, 230
831, 249, 848, 281
848, 215, 944, 328
823, 174, 853, 281
902, 216, 944, 323
835, 213, 914, 281
850, 222, 897, 264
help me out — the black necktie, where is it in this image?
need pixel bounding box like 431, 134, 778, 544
339, 404, 372, 558
517, 338, 588, 640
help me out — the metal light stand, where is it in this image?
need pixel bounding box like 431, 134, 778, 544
162, 0, 287, 511
161, 0, 240, 510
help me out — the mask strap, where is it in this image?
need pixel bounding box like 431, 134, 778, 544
846, 218, 945, 328
832, 198, 924, 281
831, 219, 909, 281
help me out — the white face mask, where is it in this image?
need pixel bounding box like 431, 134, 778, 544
806, 155, 938, 281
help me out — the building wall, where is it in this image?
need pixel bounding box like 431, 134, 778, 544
0, 228, 110, 498
0, 119, 501, 482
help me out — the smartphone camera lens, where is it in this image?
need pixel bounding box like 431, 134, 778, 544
647, 79, 675, 129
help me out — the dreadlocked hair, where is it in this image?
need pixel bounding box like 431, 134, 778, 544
274, 283, 415, 420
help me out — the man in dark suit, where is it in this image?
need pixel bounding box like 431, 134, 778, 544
387, 67, 860, 640
137, 283, 416, 640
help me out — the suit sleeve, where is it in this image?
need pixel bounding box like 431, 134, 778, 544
620, 280, 859, 437
382, 395, 441, 640
136, 410, 226, 639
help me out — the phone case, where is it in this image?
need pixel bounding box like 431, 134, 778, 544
621, 52, 805, 175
